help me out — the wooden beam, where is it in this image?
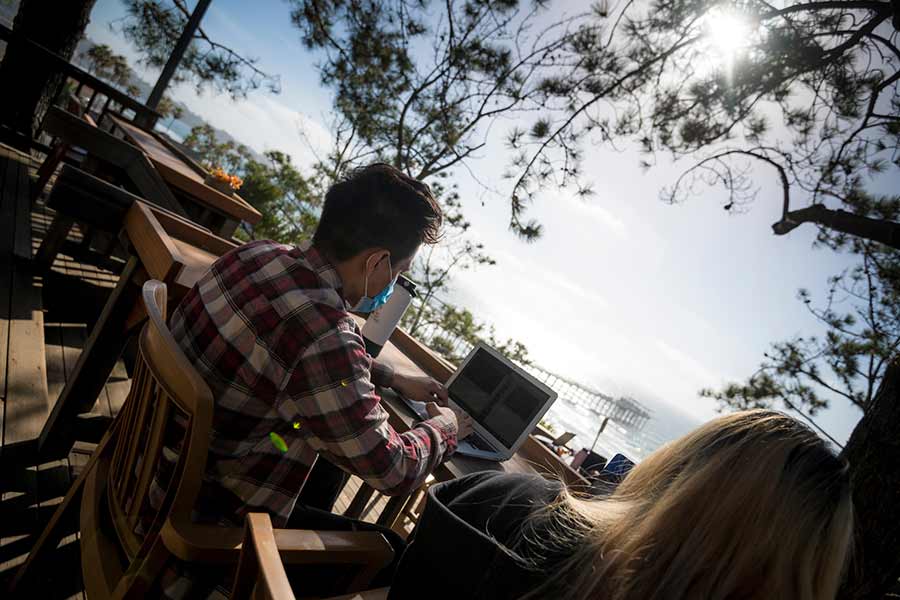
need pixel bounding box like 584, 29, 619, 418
0, 150, 49, 458
124, 152, 186, 218
37, 258, 140, 460
2, 265, 50, 455
0, 22, 162, 128
34, 215, 74, 272
123, 202, 185, 285
388, 327, 455, 383
149, 206, 237, 257
0, 151, 12, 399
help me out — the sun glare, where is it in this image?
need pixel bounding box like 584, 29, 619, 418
703, 8, 752, 68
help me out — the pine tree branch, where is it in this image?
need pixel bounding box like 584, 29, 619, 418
759, 1, 892, 21
775, 205, 900, 250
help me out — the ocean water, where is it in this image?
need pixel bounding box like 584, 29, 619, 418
541, 396, 702, 462
155, 120, 188, 143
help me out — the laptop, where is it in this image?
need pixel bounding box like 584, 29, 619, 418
401, 343, 558, 461
601, 453, 635, 480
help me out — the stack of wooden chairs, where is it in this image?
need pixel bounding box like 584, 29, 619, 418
33, 106, 188, 273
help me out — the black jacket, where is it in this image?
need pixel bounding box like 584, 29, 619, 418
388, 471, 567, 600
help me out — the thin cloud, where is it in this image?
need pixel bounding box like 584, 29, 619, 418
574, 201, 628, 237
489, 246, 607, 309
655, 338, 723, 388
170, 90, 333, 170
544, 189, 628, 238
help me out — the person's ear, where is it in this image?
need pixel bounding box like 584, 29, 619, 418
369, 249, 390, 273
360, 251, 382, 282
363, 250, 382, 273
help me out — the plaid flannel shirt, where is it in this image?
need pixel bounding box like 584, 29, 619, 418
167, 239, 458, 531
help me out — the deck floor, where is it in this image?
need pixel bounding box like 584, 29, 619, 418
0, 145, 409, 597
1, 146, 126, 597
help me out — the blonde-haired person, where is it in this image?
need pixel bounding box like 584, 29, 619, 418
387, 410, 853, 600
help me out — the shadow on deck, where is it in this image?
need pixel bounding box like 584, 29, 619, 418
1, 142, 123, 598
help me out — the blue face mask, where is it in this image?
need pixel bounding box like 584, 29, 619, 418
353, 255, 396, 313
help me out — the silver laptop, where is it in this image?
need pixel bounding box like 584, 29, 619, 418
402, 343, 558, 461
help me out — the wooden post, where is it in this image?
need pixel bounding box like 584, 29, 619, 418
141, 0, 213, 119
589, 417, 609, 454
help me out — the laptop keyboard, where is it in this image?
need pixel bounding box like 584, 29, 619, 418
466, 433, 495, 452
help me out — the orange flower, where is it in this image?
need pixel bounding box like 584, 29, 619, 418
209, 166, 242, 190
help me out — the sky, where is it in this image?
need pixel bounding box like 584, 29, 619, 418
82, 0, 889, 446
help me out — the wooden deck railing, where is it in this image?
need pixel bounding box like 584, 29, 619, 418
0, 22, 162, 148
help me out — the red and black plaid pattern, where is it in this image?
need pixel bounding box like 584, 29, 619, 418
167, 240, 457, 533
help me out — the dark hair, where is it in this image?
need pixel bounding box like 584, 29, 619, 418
313, 163, 443, 262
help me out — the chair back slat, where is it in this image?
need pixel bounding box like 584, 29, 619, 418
104, 280, 214, 565
108, 355, 154, 556
127, 392, 170, 519
114, 363, 153, 500
110, 360, 142, 490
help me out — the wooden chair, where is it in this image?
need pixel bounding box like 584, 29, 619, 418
10, 280, 395, 597
232, 513, 390, 600
35, 106, 184, 216
34, 163, 145, 271
389, 475, 435, 537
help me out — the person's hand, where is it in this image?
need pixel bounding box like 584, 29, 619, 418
392, 372, 449, 405
426, 402, 473, 440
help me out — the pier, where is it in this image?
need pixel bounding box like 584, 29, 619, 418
524, 363, 652, 430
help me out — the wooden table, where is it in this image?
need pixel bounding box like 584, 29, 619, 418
108, 114, 261, 238
38, 201, 237, 458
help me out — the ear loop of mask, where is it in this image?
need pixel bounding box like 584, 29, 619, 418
363, 252, 391, 298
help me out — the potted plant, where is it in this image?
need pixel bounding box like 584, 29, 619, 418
204, 166, 243, 195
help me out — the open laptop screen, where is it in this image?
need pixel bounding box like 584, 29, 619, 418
448, 347, 552, 447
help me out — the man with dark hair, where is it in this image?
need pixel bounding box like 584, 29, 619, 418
167, 163, 471, 542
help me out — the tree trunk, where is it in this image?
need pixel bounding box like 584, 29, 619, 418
0, 0, 97, 145
838, 361, 900, 599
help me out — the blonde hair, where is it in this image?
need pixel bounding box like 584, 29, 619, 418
524, 410, 853, 600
